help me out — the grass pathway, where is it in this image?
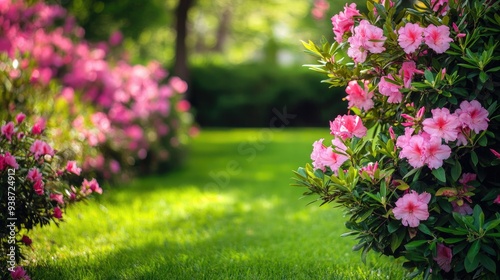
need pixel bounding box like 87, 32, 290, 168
28, 128, 406, 279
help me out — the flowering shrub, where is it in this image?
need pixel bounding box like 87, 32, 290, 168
0, 0, 194, 180
295, 0, 500, 278
1, 113, 101, 279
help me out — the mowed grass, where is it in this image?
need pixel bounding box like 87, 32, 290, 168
27, 128, 407, 279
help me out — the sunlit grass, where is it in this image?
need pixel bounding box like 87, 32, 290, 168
27, 128, 407, 279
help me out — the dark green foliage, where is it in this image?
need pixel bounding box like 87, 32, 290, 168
189, 63, 348, 127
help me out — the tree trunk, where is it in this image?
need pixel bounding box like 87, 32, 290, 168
173, 0, 195, 84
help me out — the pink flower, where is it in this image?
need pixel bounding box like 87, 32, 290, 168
378, 74, 403, 103
424, 136, 451, 169
345, 80, 374, 111
360, 162, 378, 179
21, 235, 32, 246
393, 191, 431, 227
455, 100, 489, 133
1, 121, 15, 141
26, 168, 43, 182
431, 0, 450, 15
347, 20, 386, 63
399, 134, 426, 168
10, 266, 30, 280
66, 160, 82, 175
329, 114, 367, 139
16, 113, 26, 124
491, 149, 500, 159
33, 180, 45, 195
398, 23, 424, 54
1, 152, 19, 169
53, 207, 63, 219
82, 178, 103, 195
452, 201, 473, 215
423, 24, 453, 54
493, 195, 500, 204
422, 108, 461, 142
50, 193, 65, 205
29, 140, 55, 159
331, 3, 360, 43
434, 243, 452, 272
31, 118, 46, 135
109, 30, 123, 46
400, 61, 423, 88
310, 138, 349, 173
459, 173, 476, 185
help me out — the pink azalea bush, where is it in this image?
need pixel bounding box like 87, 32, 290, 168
296, 0, 500, 278
1, 112, 102, 279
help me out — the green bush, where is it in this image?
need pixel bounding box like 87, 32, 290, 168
189, 63, 347, 127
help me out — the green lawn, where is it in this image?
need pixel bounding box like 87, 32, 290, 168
28, 128, 406, 279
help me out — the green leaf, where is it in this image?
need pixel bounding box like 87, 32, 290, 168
466, 240, 481, 263
390, 228, 405, 253
478, 253, 497, 273
418, 224, 433, 236
405, 240, 428, 249
424, 70, 435, 84
471, 151, 478, 166
464, 252, 480, 273
479, 71, 488, 83
450, 161, 462, 182
432, 167, 446, 183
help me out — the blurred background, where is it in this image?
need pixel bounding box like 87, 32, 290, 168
58, 0, 365, 128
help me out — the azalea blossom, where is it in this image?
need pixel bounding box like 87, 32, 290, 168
310, 138, 349, 173
397, 131, 451, 169
423, 24, 453, 54
451, 201, 473, 215
347, 20, 386, 63
1, 152, 19, 169
491, 149, 500, 159
378, 74, 403, 103
29, 139, 55, 159
26, 168, 43, 182
33, 180, 45, 195
329, 114, 367, 139
1, 121, 15, 141
50, 193, 65, 205
331, 3, 360, 43
455, 100, 489, 133
424, 135, 451, 169
345, 80, 374, 111
398, 23, 424, 54
422, 107, 461, 142
431, 0, 450, 15
31, 117, 46, 135
10, 266, 30, 280
66, 160, 82, 175
493, 195, 500, 204
400, 61, 423, 88
16, 112, 26, 124
393, 191, 431, 227
53, 207, 63, 219
82, 178, 103, 195
434, 243, 452, 272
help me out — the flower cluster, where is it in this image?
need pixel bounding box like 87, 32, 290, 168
0, 0, 195, 179
296, 0, 500, 278
1, 113, 102, 279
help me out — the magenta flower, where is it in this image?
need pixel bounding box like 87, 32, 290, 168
423, 24, 453, 54
53, 207, 63, 219
33, 180, 45, 195
451, 201, 473, 215
329, 114, 367, 140
455, 100, 489, 133
50, 193, 65, 205
109, 30, 123, 46
1, 121, 15, 141
434, 243, 452, 272
29, 139, 55, 159
31, 118, 46, 135
491, 149, 500, 159
347, 20, 386, 63
493, 195, 500, 205
10, 266, 30, 280
15, 113, 26, 124
424, 136, 451, 169
21, 235, 32, 246
65, 160, 82, 175
26, 168, 43, 182
82, 178, 103, 195
398, 23, 424, 54
1, 152, 19, 169
422, 107, 461, 142
345, 80, 374, 111
393, 191, 431, 227
378, 74, 403, 103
